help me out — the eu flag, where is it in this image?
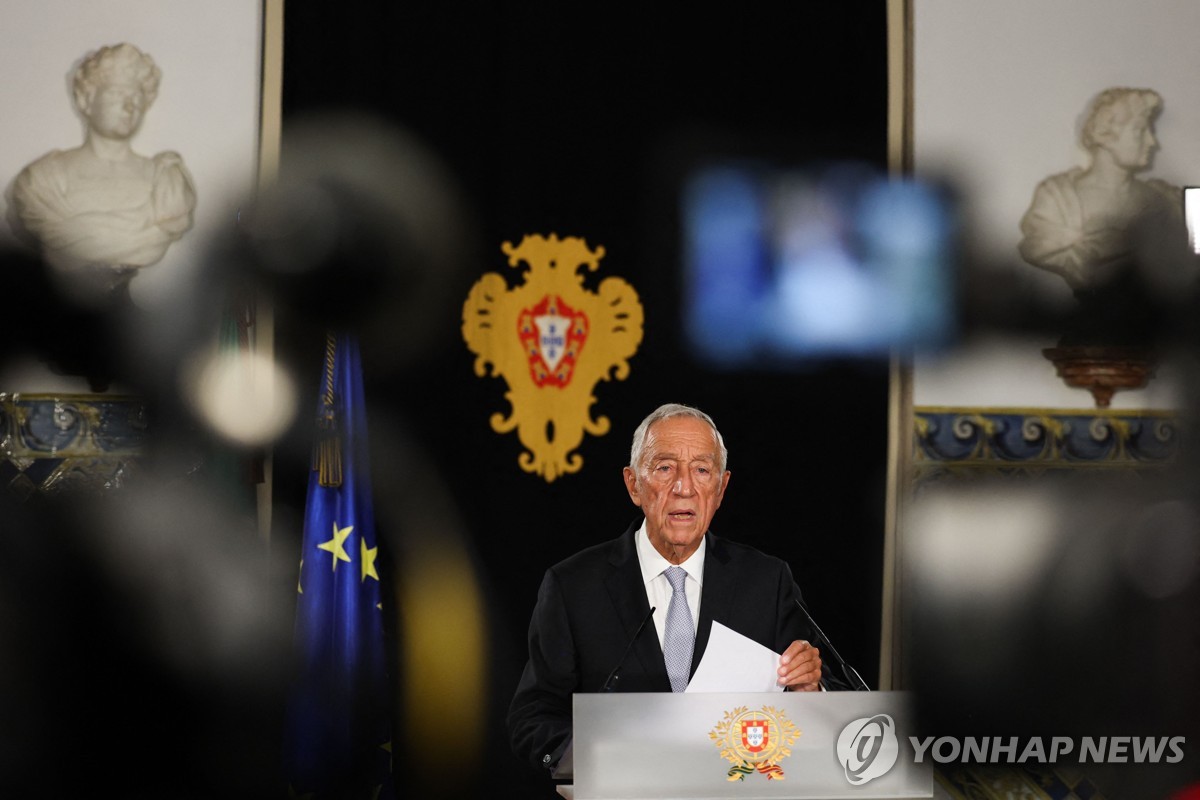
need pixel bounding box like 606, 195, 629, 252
284, 333, 394, 798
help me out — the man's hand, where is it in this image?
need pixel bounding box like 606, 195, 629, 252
777, 640, 822, 691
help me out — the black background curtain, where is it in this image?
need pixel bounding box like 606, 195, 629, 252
279, 4, 889, 797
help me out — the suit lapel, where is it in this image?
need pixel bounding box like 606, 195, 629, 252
693, 532, 733, 676
604, 522, 671, 691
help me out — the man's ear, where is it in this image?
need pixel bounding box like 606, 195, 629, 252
714, 469, 731, 509
622, 466, 642, 507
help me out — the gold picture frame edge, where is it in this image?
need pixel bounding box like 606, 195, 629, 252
880, 0, 914, 692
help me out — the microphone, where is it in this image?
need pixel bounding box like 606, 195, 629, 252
794, 598, 870, 691
602, 605, 656, 692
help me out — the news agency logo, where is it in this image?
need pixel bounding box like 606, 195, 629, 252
910, 735, 1187, 765
836, 714, 900, 785
834, 716, 1189, 786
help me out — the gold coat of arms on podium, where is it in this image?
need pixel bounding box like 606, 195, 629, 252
709, 705, 802, 781
461, 234, 643, 482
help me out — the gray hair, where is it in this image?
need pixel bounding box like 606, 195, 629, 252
628, 402, 728, 475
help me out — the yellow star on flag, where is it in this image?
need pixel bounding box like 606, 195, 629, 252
318, 522, 354, 571
361, 538, 379, 583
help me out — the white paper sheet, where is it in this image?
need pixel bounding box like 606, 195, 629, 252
684, 621, 785, 693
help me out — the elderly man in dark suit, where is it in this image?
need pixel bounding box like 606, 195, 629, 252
508, 402, 842, 773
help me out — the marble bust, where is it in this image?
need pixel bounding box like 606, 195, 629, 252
11, 43, 196, 298
1018, 87, 1180, 292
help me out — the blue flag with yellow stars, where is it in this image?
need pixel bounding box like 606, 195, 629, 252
284, 333, 394, 798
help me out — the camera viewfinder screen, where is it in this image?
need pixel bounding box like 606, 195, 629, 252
682, 162, 956, 366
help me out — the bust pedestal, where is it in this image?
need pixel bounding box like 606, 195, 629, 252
1042, 345, 1157, 408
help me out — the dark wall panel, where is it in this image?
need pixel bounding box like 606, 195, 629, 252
280, 5, 888, 798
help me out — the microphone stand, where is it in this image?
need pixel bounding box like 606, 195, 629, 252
602, 606, 656, 692
795, 598, 870, 691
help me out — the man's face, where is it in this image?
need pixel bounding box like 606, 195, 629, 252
1104, 113, 1157, 171
623, 416, 730, 564
84, 82, 147, 140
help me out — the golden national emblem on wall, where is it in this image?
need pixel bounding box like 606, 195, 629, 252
461, 234, 643, 482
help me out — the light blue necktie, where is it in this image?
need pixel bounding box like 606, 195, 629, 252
663, 566, 694, 692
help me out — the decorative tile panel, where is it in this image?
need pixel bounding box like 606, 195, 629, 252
0, 393, 147, 497
914, 407, 1179, 485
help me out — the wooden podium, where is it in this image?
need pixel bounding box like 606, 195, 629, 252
556, 691, 932, 799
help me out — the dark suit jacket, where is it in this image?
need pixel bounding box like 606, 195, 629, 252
507, 519, 841, 772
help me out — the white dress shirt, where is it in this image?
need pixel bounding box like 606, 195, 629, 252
634, 520, 704, 651
632, 522, 824, 691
